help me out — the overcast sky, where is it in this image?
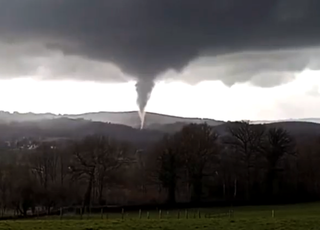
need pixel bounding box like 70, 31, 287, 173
1, 0, 320, 121
1, 69, 320, 121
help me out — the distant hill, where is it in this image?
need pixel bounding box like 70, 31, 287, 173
1, 111, 320, 130
0, 115, 319, 151
0, 118, 164, 149
0, 111, 57, 123
0, 111, 320, 146
0, 111, 224, 129
251, 118, 320, 125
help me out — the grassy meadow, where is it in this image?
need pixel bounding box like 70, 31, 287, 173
0, 202, 320, 229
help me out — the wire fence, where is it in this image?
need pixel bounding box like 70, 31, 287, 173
0, 205, 234, 221
51, 206, 234, 220
0, 205, 282, 221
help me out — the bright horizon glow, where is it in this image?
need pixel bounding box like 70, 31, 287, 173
0, 69, 320, 121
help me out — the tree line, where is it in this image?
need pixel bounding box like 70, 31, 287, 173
0, 121, 319, 216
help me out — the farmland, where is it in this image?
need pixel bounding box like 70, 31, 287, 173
0, 203, 320, 230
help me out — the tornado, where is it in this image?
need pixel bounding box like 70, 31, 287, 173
1, 0, 320, 111
135, 80, 155, 129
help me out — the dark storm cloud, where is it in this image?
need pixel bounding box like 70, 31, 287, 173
186, 47, 320, 86
1, 0, 320, 118
1, 0, 320, 81
0, 42, 127, 82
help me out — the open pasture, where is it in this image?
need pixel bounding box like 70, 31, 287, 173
0, 203, 320, 230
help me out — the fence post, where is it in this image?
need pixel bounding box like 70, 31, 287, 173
101, 208, 103, 219
121, 209, 124, 220
159, 210, 162, 219
198, 210, 201, 219
60, 207, 63, 220
177, 210, 180, 219
147, 211, 150, 219
185, 210, 188, 219
80, 208, 83, 220
272, 210, 275, 218
139, 209, 142, 219
166, 211, 169, 219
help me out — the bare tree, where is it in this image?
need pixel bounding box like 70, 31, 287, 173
217, 147, 241, 203
9, 164, 38, 216
95, 140, 132, 205
27, 143, 62, 212
0, 164, 11, 216
225, 121, 265, 200
155, 134, 182, 204
69, 135, 132, 207
177, 123, 220, 203
29, 143, 59, 189
262, 127, 296, 197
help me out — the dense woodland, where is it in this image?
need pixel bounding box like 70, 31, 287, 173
0, 121, 320, 216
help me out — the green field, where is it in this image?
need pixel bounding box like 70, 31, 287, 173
1, 203, 320, 230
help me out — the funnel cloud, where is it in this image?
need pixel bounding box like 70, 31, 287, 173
135, 80, 155, 128
1, 0, 320, 117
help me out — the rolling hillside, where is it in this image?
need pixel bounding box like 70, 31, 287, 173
0, 111, 224, 128
0, 111, 320, 149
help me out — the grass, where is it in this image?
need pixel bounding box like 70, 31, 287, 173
1, 202, 320, 229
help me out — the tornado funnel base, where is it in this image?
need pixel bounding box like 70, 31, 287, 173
138, 110, 145, 130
